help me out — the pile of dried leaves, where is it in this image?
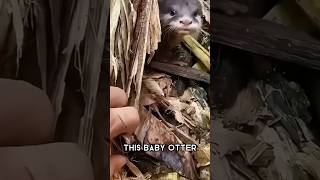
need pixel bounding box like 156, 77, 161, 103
110, 0, 210, 179
213, 74, 320, 180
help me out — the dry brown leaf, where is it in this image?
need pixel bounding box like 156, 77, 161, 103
224, 82, 264, 127
135, 108, 198, 179
195, 143, 210, 167
143, 78, 165, 97
140, 85, 158, 106
167, 98, 195, 128
292, 153, 320, 179
144, 111, 179, 145
199, 166, 210, 180
144, 73, 173, 97
153, 172, 179, 180
258, 126, 295, 179
126, 161, 147, 180
171, 126, 199, 145
180, 88, 210, 129
147, 0, 161, 53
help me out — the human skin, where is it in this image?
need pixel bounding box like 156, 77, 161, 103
110, 87, 140, 179
0, 79, 94, 180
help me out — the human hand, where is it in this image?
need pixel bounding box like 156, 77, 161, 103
110, 87, 140, 179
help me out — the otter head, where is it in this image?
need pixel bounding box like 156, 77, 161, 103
159, 0, 202, 37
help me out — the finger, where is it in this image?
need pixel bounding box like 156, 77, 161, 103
110, 107, 140, 139
110, 155, 127, 179
110, 87, 128, 108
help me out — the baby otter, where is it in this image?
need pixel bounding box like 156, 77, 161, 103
158, 0, 203, 50
155, 0, 203, 65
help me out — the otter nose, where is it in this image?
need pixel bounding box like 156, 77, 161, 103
180, 19, 192, 25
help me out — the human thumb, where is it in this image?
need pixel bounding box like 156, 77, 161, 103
110, 155, 127, 179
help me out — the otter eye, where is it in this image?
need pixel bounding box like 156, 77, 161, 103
170, 10, 176, 16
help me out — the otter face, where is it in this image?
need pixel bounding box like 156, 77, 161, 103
159, 0, 202, 36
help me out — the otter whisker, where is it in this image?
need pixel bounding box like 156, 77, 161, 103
162, 26, 175, 40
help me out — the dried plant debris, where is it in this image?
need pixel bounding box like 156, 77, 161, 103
183, 35, 210, 72
200, 0, 210, 24
114, 72, 210, 179
111, 0, 210, 179
132, 107, 198, 179
224, 81, 273, 128
213, 74, 320, 180
110, 0, 161, 108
